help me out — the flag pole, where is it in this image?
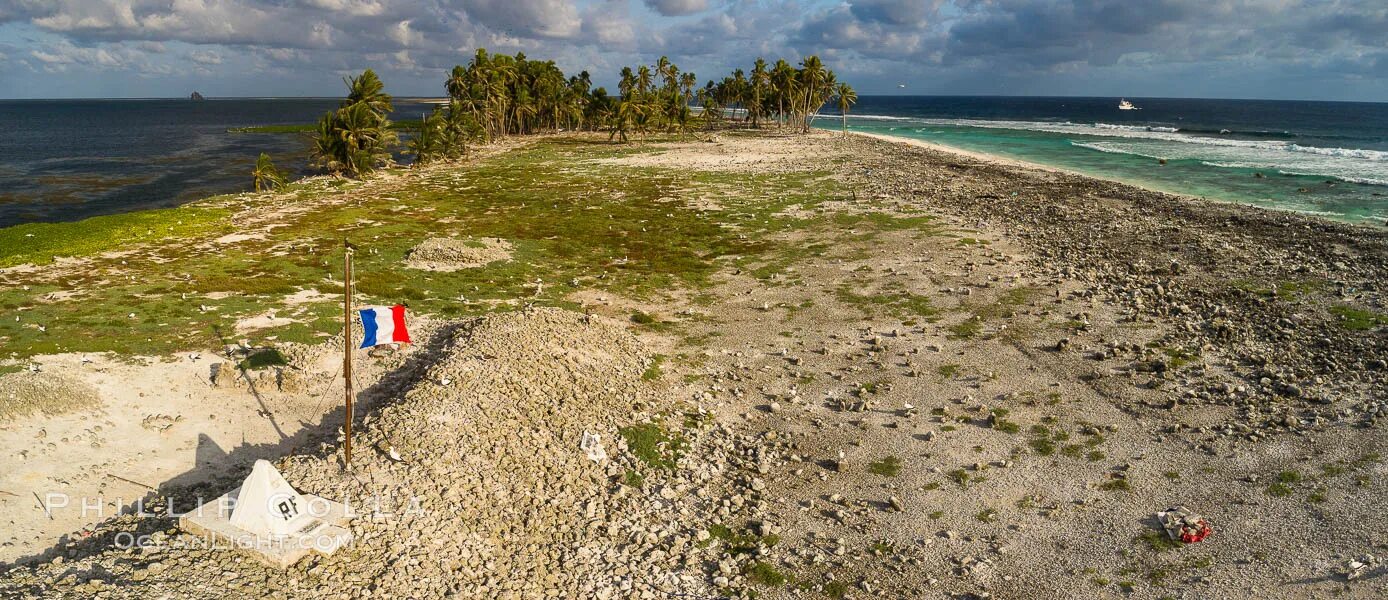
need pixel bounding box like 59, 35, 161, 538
343, 240, 354, 468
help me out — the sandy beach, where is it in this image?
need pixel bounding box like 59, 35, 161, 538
1, 129, 1385, 599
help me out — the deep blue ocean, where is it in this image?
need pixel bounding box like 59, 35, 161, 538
0, 98, 437, 228
1, 97, 1386, 228
822, 96, 1388, 224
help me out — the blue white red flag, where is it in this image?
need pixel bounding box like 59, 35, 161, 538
359, 305, 411, 348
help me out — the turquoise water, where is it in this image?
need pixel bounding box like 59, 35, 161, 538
818, 97, 1388, 224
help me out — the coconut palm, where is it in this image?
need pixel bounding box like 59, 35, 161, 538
750, 58, 768, 127
252, 153, 285, 192
311, 72, 398, 177
834, 83, 857, 136
636, 65, 654, 97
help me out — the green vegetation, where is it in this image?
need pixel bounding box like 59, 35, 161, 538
976, 508, 999, 523
623, 469, 645, 488
834, 83, 857, 135
821, 580, 849, 599
867, 456, 902, 477
1138, 530, 1182, 552
947, 318, 982, 340
630, 310, 657, 325
238, 349, 289, 370
937, 364, 960, 379
744, 561, 789, 587
1100, 478, 1132, 492
834, 286, 938, 321
252, 153, 286, 192
618, 422, 687, 471
703, 523, 778, 555
0, 134, 885, 360
641, 355, 665, 381
1266, 473, 1300, 497
1329, 305, 1388, 331
312, 69, 399, 177
0, 203, 231, 269
989, 410, 1020, 434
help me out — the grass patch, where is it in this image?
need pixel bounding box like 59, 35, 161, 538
743, 561, 789, 587
237, 348, 288, 370
618, 422, 686, 471
821, 580, 849, 599
947, 319, 982, 340
1266, 483, 1294, 497
641, 354, 665, 381
0, 204, 231, 269
630, 310, 657, 325
937, 364, 960, 378
867, 456, 903, 477
1329, 305, 1388, 331
1138, 530, 1181, 552
1100, 478, 1131, 492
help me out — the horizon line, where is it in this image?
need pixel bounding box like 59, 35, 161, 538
1, 94, 1385, 105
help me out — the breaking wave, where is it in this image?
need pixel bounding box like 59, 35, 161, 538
1066, 138, 1388, 187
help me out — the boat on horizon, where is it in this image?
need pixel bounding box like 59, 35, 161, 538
1119, 98, 1139, 110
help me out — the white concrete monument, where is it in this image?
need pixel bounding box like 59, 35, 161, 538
180, 459, 354, 567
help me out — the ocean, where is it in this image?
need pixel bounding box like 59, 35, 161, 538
823, 96, 1388, 224
0, 98, 437, 228
1, 97, 1386, 228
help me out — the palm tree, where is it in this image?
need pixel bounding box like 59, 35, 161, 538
750, 58, 768, 127
655, 56, 676, 93
618, 66, 635, 100
796, 56, 830, 132
252, 153, 285, 191
679, 72, 697, 108
835, 83, 857, 136
311, 70, 397, 177
345, 69, 393, 116
771, 59, 795, 129
636, 65, 654, 97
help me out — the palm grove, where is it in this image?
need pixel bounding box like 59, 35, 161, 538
254, 50, 857, 186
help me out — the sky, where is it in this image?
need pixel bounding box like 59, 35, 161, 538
0, 0, 1385, 101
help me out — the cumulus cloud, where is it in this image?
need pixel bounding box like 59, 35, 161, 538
848, 0, 938, 26
644, 0, 708, 17
460, 0, 581, 39
189, 49, 221, 65
0, 0, 1383, 99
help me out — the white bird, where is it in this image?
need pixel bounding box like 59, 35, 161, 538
387, 446, 403, 462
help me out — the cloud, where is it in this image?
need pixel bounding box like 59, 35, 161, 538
189, 49, 221, 65
644, 0, 708, 17
459, 0, 581, 39
0, 0, 1384, 100
848, 0, 937, 26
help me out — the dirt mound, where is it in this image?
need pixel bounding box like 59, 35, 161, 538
0, 371, 99, 422
403, 236, 511, 271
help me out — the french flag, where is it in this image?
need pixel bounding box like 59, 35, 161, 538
359, 305, 411, 348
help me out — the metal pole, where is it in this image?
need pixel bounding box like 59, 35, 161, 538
343, 240, 354, 467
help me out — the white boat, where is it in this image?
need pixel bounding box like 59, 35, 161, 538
1118, 99, 1139, 110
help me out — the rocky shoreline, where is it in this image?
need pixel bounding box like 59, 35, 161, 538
1, 130, 1384, 599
